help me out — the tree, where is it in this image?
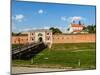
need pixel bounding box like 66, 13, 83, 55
94, 25, 96, 32
87, 25, 95, 33
49, 27, 62, 34
12, 32, 17, 36
12, 32, 22, 36
83, 25, 96, 33
82, 26, 88, 32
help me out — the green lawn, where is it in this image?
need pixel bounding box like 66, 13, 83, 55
12, 44, 24, 49
12, 43, 96, 69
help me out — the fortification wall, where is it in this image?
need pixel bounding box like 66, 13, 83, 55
12, 36, 28, 44
12, 34, 96, 44
52, 34, 96, 43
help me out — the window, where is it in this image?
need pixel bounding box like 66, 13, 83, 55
48, 37, 50, 40
47, 33, 49, 35
31, 33, 34, 35
32, 38, 34, 41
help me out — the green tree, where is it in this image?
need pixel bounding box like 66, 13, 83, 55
87, 25, 95, 33
12, 32, 17, 36
12, 32, 22, 36
94, 25, 96, 32
83, 25, 96, 33
49, 27, 62, 34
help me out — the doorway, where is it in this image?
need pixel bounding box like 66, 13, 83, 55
38, 37, 43, 42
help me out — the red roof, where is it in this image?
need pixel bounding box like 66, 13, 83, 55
71, 24, 84, 27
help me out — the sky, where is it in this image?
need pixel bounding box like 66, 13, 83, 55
12, 0, 96, 33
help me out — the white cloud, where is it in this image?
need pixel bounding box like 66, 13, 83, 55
16, 26, 67, 33
67, 16, 85, 22
38, 9, 44, 14
68, 16, 84, 22
13, 14, 24, 22
15, 14, 24, 20
61, 16, 84, 22
61, 16, 67, 21
43, 26, 50, 29
21, 27, 36, 31
71, 16, 82, 21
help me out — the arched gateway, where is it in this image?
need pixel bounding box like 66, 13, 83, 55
38, 37, 43, 42
26, 29, 52, 48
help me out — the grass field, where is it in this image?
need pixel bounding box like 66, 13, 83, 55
12, 44, 24, 49
12, 43, 96, 69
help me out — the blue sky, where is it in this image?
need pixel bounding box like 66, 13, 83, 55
12, 0, 96, 32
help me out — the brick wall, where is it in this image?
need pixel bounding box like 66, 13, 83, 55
12, 36, 28, 44
12, 34, 96, 44
52, 34, 96, 43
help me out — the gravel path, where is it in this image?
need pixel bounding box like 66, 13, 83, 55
12, 67, 69, 74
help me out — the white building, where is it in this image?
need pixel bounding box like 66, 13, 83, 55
68, 23, 84, 34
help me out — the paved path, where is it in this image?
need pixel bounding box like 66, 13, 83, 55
12, 67, 71, 74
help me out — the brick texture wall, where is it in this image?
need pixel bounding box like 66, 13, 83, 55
12, 34, 96, 44
52, 34, 95, 43
12, 36, 28, 44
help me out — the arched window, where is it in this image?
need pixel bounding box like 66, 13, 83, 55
31, 37, 34, 41
31, 33, 34, 35
47, 33, 49, 35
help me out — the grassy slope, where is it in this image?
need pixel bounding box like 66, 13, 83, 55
12, 43, 96, 69
12, 44, 24, 49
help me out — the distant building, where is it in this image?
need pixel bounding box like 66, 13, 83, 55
68, 21, 84, 34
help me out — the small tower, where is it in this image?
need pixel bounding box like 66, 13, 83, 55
73, 20, 75, 24
79, 20, 81, 25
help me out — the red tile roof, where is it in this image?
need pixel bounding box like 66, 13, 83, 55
71, 24, 84, 27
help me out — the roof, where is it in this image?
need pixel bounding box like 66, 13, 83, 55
71, 24, 84, 27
